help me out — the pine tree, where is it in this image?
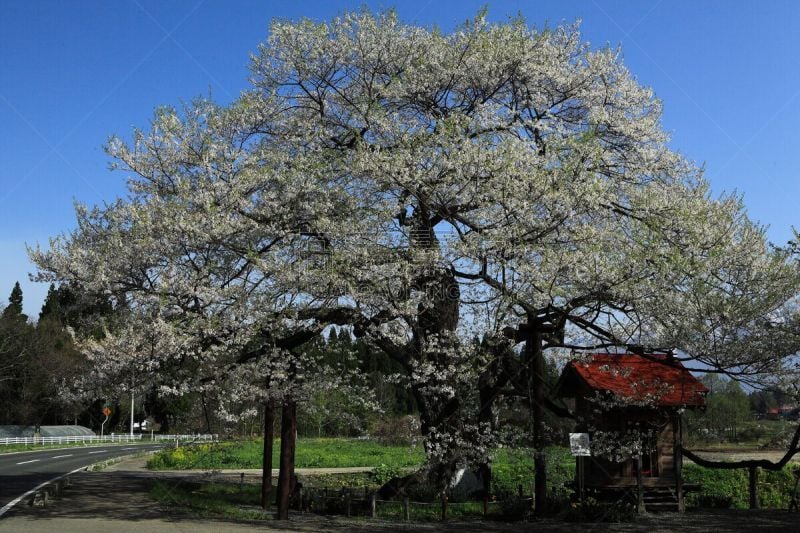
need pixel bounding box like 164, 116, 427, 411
2, 282, 26, 322
39, 283, 62, 322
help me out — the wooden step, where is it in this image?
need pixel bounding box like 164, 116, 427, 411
645, 502, 678, 512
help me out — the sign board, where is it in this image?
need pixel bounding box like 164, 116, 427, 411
569, 432, 591, 456
102, 407, 112, 417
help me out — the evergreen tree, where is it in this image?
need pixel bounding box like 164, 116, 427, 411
2, 282, 26, 322
39, 283, 62, 322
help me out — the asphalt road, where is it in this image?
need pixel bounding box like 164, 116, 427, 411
0, 443, 164, 516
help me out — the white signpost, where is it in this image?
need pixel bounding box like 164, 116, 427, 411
569, 432, 591, 505
569, 432, 591, 456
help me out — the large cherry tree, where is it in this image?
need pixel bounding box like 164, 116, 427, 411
32, 9, 800, 517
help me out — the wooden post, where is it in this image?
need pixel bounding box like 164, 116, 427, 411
441, 491, 448, 521
526, 326, 547, 517
276, 401, 297, 520
345, 490, 352, 517
673, 415, 684, 512
749, 466, 759, 509
370, 493, 377, 518
402, 496, 410, 520
636, 454, 645, 514
261, 399, 274, 510
482, 496, 488, 517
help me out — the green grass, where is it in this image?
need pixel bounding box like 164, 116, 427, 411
150, 480, 273, 521
147, 439, 800, 523
491, 447, 574, 494
147, 438, 425, 471
146, 438, 577, 495
149, 476, 518, 521
684, 463, 799, 509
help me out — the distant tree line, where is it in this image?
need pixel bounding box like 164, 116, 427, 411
0, 282, 419, 435
685, 374, 798, 444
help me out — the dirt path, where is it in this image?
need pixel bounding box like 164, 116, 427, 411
107, 457, 378, 476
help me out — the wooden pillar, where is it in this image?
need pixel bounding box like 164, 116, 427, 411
748, 466, 759, 509
261, 399, 274, 510
674, 414, 684, 512
636, 454, 645, 514
529, 327, 547, 517
276, 401, 297, 520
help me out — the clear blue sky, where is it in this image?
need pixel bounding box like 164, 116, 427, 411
2, 0, 799, 317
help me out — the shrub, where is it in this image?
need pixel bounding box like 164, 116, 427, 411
563, 497, 636, 522
372, 463, 402, 485
684, 463, 798, 509
371, 416, 421, 445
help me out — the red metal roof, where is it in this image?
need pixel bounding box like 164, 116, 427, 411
564, 353, 708, 407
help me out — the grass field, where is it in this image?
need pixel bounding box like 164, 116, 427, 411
147, 438, 575, 494
147, 437, 800, 512
148, 478, 515, 521
147, 438, 425, 470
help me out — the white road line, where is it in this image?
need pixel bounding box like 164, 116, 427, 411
87, 450, 107, 454
15, 459, 39, 465
121, 447, 134, 450
51, 454, 73, 459
0, 465, 88, 517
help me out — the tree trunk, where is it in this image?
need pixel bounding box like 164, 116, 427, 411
276, 401, 297, 520
200, 392, 213, 434
261, 399, 275, 510
525, 324, 547, 516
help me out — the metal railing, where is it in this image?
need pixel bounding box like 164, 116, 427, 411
0, 434, 143, 446
152, 434, 218, 442
0, 433, 218, 446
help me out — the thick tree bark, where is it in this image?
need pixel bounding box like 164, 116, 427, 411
261, 399, 275, 510
276, 401, 297, 520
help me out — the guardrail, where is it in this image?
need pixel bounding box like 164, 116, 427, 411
0, 433, 218, 446
152, 434, 218, 442
0, 434, 142, 446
